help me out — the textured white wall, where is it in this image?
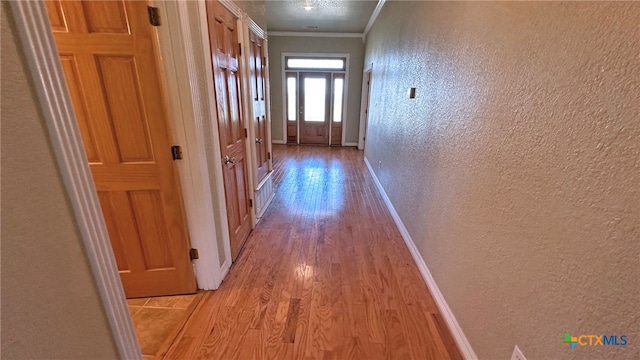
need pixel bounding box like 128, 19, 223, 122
1, 6, 119, 359
267, 36, 364, 144
364, 2, 639, 359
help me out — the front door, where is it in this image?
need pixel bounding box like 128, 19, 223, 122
299, 72, 331, 145
45, 0, 196, 298
205, 1, 252, 261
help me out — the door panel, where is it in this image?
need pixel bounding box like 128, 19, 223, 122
300, 72, 331, 145
249, 31, 268, 182
59, 54, 100, 162
81, 1, 130, 34
97, 55, 154, 162
206, 1, 252, 261
286, 73, 298, 143
45, 1, 67, 32
330, 75, 344, 146
46, 0, 196, 298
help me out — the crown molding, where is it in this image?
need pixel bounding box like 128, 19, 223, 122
269, 31, 363, 39
363, 0, 386, 41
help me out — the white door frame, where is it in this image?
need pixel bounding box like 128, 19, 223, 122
153, 0, 230, 292
358, 64, 373, 150
8, 1, 265, 358
280, 52, 350, 146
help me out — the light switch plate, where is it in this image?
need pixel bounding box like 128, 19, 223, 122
511, 345, 527, 360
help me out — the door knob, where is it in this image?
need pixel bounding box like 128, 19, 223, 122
255, 138, 263, 144
223, 155, 236, 164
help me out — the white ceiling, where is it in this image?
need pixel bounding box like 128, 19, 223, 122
266, 0, 379, 34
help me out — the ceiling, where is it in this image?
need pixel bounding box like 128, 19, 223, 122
266, 0, 379, 34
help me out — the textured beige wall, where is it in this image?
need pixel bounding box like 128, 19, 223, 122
267, 36, 364, 144
364, 2, 639, 359
1, 6, 119, 359
235, 0, 266, 31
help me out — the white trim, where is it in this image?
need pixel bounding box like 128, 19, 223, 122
364, 157, 478, 360
237, 16, 259, 228
247, 17, 266, 40
220, 259, 232, 282
282, 51, 352, 60
344, 142, 359, 147
341, 57, 350, 146
281, 53, 289, 143
269, 31, 363, 38
219, 0, 241, 17
7, 1, 141, 359
263, 39, 275, 171
272, 140, 286, 145
363, 0, 386, 42
154, 0, 225, 290
258, 189, 276, 219
358, 65, 373, 150
255, 170, 272, 190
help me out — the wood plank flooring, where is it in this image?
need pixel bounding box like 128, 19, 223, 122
163, 145, 462, 360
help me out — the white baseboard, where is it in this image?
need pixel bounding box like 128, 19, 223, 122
271, 140, 286, 144
258, 190, 276, 220
255, 171, 276, 220
364, 157, 478, 360
344, 142, 358, 147
219, 259, 231, 286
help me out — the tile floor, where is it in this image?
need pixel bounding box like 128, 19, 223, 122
127, 293, 203, 359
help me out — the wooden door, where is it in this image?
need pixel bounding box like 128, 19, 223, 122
299, 72, 331, 145
205, 1, 252, 261
45, 0, 196, 298
249, 31, 268, 183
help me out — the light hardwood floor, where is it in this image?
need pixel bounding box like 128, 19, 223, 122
163, 145, 462, 360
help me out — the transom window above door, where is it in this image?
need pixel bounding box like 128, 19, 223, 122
285, 57, 346, 71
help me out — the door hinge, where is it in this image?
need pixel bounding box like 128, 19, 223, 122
249, 199, 253, 208
267, 152, 271, 160
263, 56, 267, 65
189, 248, 199, 260
171, 145, 183, 160
147, 6, 161, 26
238, 43, 242, 56
244, 128, 248, 138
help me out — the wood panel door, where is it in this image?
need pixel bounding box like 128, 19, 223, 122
299, 72, 331, 145
45, 0, 196, 298
205, 1, 252, 261
249, 31, 269, 183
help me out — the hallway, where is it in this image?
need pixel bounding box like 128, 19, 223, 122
163, 145, 462, 359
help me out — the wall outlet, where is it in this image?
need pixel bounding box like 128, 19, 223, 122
511, 345, 527, 360
378, 160, 382, 170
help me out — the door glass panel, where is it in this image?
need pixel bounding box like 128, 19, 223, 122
287, 77, 296, 121
304, 78, 326, 122
287, 58, 344, 70
333, 78, 343, 123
